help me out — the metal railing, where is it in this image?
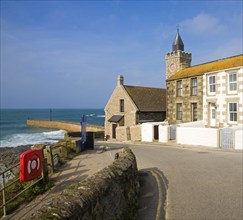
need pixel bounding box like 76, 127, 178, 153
0, 163, 43, 217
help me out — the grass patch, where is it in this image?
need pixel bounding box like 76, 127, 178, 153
0, 176, 53, 217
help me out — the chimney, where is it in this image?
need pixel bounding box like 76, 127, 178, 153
117, 75, 124, 86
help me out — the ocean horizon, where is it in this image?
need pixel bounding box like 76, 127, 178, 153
0, 108, 105, 148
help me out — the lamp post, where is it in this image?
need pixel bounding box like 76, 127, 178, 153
50, 109, 52, 121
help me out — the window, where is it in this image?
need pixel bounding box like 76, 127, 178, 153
191, 103, 198, 121
177, 80, 182, 97
229, 103, 237, 122
208, 76, 216, 93
228, 72, 237, 92
177, 103, 182, 120
191, 78, 198, 96
120, 99, 124, 112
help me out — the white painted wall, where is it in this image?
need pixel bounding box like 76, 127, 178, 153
141, 123, 154, 142
159, 125, 169, 143
141, 122, 168, 142
178, 120, 205, 127
235, 129, 243, 150
177, 127, 219, 148
203, 66, 243, 127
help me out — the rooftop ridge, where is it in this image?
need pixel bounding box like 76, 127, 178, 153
167, 54, 243, 81
124, 85, 166, 90
190, 54, 243, 68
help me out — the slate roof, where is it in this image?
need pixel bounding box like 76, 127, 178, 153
124, 86, 166, 112
173, 31, 184, 52
108, 115, 124, 122
167, 54, 243, 81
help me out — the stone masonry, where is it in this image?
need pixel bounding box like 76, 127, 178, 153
24, 147, 139, 220
167, 75, 203, 124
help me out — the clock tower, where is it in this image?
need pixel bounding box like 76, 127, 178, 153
165, 28, 192, 79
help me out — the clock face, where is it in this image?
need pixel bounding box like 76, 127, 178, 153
169, 63, 177, 72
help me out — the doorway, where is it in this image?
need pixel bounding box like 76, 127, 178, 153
112, 124, 117, 139
210, 103, 216, 127
191, 103, 198, 121
154, 125, 159, 140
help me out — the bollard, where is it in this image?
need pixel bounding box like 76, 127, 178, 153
114, 153, 119, 160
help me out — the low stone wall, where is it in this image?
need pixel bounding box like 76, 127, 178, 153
25, 147, 139, 220
116, 126, 130, 141
130, 125, 141, 141
27, 119, 104, 132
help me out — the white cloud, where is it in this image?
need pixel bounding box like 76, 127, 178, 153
210, 38, 243, 60
180, 13, 225, 35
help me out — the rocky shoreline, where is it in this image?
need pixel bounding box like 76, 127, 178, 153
0, 145, 33, 185
0, 145, 32, 169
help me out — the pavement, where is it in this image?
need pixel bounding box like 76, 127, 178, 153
4, 145, 122, 220
4, 141, 243, 220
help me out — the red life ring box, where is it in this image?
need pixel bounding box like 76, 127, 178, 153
20, 150, 43, 182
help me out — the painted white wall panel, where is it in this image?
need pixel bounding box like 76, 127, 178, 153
177, 127, 218, 148
235, 129, 243, 150
159, 125, 169, 143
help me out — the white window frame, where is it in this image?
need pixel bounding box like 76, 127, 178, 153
208, 75, 216, 95
177, 80, 182, 97
228, 102, 238, 124
228, 72, 237, 94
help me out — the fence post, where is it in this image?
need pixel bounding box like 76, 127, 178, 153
42, 156, 49, 182
217, 129, 220, 148
2, 173, 6, 217
46, 145, 55, 173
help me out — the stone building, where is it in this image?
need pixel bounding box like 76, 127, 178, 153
165, 29, 202, 124
104, 75, 166, 140
166, 29, 243, 126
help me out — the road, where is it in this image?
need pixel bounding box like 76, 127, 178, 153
102, 142, 243, 220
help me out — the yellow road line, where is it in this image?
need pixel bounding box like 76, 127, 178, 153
151, 170, 163, 220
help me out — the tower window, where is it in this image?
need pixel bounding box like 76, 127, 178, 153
120, 99, 124, 112
177, 80, 182, 97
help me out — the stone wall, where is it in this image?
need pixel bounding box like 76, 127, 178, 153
116, 126, 131, 141
25, 147, 139, 220
130, 125, 141, 141
27, 119, 104, 132
167, 75, 203, 124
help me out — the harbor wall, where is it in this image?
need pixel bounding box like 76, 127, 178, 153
27, 119, 104, 132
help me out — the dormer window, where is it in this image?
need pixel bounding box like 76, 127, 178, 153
120, 99, 124, 112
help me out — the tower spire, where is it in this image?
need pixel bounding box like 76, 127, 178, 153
172, 26, 184, 52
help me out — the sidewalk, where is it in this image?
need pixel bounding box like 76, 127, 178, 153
5, 145, 121, 220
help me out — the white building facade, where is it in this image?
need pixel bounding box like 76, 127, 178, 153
203, 65, 243, 127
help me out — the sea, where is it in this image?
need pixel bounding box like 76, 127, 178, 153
0, 109, 105, 148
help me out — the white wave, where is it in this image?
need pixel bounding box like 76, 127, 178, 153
86, 113, 96, 117
0, 130, 65, 148
97, 115, 105, 118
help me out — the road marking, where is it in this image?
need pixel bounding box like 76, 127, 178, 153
151, 170, 163, 220
151, 169, 169, 220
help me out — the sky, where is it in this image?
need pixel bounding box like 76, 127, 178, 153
1, 0, 242, 109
